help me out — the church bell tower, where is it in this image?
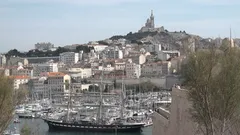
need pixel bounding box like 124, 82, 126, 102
150, 10, 155, 28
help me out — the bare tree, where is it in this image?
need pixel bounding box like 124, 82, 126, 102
182, 47, 240, 135
0, 74, 28, 134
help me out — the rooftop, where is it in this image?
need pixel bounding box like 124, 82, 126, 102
46, 72, 66, 77
9, 75, 30, 79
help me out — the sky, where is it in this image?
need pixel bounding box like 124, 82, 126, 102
1, 0, 240, 52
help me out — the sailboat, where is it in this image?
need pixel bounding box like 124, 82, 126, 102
44, 69, 144, 133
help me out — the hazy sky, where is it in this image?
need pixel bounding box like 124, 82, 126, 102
1, 0, 239, 52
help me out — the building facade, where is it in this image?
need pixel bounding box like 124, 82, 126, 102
45, 72, 71, 94
157, 50, 180, 61
125, 62, 141, 79
141, 61, 171, 77
143, 44, 162, 53
60, 52, 79, 65
33, 62, 58, 76
7, 57, 28, 66
12, 66, 33, 77
0, 54, 6, 67
141, 62, 163, 77
132, 54, 147, 65
115, 62, 126, 70
106, 48, 123, 59
31, 77, 49, 99
64, 67, 92, 80
11, 75, 30, 90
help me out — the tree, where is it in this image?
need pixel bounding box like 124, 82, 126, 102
219, 38, 230, 52
5, 49, 25, 58
181, 48, 240, 135
76, 45, 93, 53
0, 74, 27, 134
53, 47, 70, 56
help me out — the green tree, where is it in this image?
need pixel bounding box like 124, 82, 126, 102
76, 45, 94, 53
182, 48, 240, 135
0, 74, 27, 134
219, 38, 230, 52
5, 49, 25, 58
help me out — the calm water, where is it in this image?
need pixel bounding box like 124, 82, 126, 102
10, 118, 152, 135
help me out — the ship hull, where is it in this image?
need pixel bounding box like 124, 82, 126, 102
45, 120, 143, 133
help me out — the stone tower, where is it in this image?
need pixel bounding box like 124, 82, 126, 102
150, 10, 155, 28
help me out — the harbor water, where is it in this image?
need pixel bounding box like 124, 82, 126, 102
12, 118, 152, 135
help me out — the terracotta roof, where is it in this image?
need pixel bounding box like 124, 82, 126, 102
9, 75, 30, 79
47, 72, 66, 77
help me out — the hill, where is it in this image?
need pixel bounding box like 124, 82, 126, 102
109, 30, 213, 54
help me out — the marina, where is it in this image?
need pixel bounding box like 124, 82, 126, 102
5, 68, 171, 135
5, 88, 171, 134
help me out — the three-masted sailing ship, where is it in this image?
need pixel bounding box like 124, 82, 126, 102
44, 70, 144, 133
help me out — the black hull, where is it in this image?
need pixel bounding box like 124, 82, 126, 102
18, 115, 34, 119
45, 120, 143, 133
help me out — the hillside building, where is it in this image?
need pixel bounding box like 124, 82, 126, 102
60, 52, 79, 65
139, 10, 164, 33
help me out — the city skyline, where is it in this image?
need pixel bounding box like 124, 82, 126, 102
1, 0, 240, 52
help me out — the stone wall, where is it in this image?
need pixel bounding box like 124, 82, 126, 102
89, 75, 181, 88
153, 88, 200, 135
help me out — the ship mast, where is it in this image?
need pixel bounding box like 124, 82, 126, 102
66, 83, 71, 122
120, 69, 125, 120
97, 67, 104, 123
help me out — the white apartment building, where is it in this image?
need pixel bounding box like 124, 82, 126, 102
88, 50, 99, 60
12, 66, 33, 77
67, 68, 92, 80
60, 52, 79, 65
46, 72, 71, 94
132, 54, 147, 65
11, 75, 30, 90
105, 47, 123, 59
141, 61, 171, 77
33, 62, 58, 76
125, 62, 141, 79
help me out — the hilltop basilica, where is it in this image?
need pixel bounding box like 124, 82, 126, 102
138, 10, 165, 33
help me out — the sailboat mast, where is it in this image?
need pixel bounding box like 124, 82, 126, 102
97, 67, 104, 123
120, 70, 124, 119
66, 83, 71, 122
